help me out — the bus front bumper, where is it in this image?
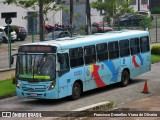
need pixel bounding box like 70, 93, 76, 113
16, 88, 59, 99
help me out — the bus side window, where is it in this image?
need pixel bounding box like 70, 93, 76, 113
57, 53, 70, 77
140, 36, 150, 53
108, 41, 119, 59
96, 43, 108, 62
119, 39, 130, 57
130, 38, 140, 55
84, 45, 96, 65
69, 47, 84, 68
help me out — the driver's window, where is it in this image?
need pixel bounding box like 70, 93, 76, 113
58, 53, 70, 77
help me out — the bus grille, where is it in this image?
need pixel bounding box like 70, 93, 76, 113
22, 87, 46, 92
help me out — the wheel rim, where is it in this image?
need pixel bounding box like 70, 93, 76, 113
123, 72, 128, 85
73, 86, 80, 97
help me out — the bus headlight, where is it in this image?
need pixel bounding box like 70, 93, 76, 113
49, 80, 56, 90
15, 79, 20, 88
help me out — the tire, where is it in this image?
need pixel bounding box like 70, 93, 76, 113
120, 70, 129, 87
20, 38, 25, 41
2, 37, 8, 43
70, 82, 81, 100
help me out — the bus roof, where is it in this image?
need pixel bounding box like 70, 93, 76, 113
21, 30, 149, 51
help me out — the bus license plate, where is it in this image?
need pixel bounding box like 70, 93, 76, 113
30, 94, 37, 96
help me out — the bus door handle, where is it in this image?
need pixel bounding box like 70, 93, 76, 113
67, 79, 70, 83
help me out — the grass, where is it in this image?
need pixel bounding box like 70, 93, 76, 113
0, 79, 16, 97
151, 54, 160, 64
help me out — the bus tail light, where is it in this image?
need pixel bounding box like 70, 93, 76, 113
49, 80, 56, 90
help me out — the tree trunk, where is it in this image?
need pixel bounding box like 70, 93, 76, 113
39, 0, 44, 41
86, 0, 91, 35
70, 0, 73, 37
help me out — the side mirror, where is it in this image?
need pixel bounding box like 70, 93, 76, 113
58, 53, 64, 64
56, 62, 60, 71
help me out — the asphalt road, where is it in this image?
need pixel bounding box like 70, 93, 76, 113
0, 63, 160, 113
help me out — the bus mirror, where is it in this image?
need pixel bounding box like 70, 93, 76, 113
58, 53, 64, 64
10, 56, 14, 65
56, 62, 60, 71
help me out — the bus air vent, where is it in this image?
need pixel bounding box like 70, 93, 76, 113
94, 33, 103, 35
121, 29, 129, 32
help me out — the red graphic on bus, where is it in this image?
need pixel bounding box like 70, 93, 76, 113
92, 64, 106, 88
132, 56, 140, 67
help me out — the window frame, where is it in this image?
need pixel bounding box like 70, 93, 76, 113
119, 39, 130, 57
96, 43, 108, 62
84, 45, 96, 65
140, 36, 150, 53
69, 47, 84, 68
130, 38, 140, 55
108, 41, 119, 60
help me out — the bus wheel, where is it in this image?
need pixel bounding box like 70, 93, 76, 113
120, 70, 129, 87
71, 82, 81, 100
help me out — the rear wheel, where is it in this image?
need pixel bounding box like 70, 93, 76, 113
120, 70, 129, 87
71, 82, 81, 100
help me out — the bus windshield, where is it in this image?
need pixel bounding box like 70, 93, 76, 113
16, 54, 56, 82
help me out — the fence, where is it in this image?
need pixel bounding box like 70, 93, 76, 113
113, 14, 160, 43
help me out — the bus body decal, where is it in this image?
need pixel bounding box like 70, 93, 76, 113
132, 54, 143, 68
91, 64, 106, 88
132, 56, 140, 67
137, 54, 143, 65
104, 61, 119, 83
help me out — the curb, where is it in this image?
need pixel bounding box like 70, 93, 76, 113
73, 101, 112, 111
58, 101, 114, 118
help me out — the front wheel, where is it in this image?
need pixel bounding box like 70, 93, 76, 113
70, 82, 81, 100
120, 70, 129, 87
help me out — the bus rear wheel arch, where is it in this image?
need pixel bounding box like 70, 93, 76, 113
120, 69, 130, 87
70, 81, 83, 100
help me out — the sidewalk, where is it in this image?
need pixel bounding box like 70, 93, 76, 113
117, 95, 160, 111
88, 96, 160, 120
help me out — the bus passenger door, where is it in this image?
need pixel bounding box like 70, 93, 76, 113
57, 53, 70, 98
130, 38, 141, 77
140, 36, 151, 74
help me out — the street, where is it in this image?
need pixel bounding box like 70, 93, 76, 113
0, 63, 159, 113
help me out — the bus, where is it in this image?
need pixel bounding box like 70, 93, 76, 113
13, 30, 151, 100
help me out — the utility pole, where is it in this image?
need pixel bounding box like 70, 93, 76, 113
70, 0, 73, 37
86, 0, 91, 35
138, 0, 140, 11
39, 0, 44, 41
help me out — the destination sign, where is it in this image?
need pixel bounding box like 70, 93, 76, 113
18, 45, 57, 53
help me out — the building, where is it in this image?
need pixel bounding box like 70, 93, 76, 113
0, 0, 151, 34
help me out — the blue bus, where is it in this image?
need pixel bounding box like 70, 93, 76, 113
13, 30, 151, 100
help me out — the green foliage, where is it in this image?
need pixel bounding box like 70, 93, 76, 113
91, 0, 119, 17
115, 1, 135, 18
151, 46, 160, 55
151, 55, 160, 64
3, 0, 60, 23
10, 25, 18, 31
0, 79, 16, 97
151, 7, 160, 14
139, 17, 152, 29
91, 0, 135, 23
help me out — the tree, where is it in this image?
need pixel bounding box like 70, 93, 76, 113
3, 0, 61, 41
91, 0, 134, 23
